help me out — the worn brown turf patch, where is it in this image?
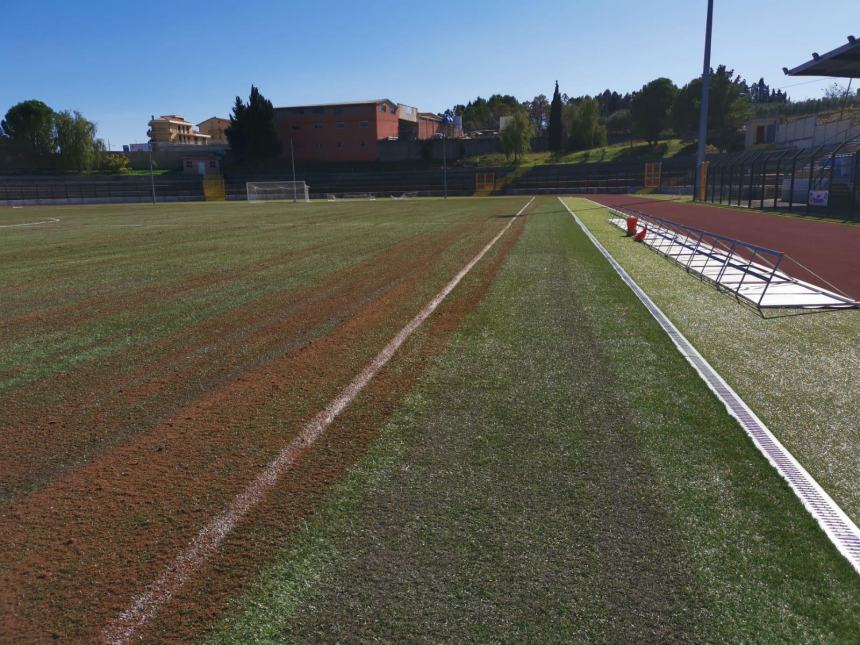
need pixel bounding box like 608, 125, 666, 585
0, 207, 527, 642
0, 218, 490, 502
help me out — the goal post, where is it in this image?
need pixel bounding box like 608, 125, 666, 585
246, 181, 310, 202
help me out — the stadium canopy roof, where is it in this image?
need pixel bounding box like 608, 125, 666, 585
783, 36, 860, 77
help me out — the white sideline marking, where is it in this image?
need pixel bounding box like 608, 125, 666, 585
561, 196, 860, 575
0, 217, 60, 228
103, 196, 534, 644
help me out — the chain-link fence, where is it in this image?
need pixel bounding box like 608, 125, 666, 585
704, 141, 860, 220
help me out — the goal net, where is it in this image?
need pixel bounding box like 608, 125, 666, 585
325, 192, 376, 201
246, 181, 310, 202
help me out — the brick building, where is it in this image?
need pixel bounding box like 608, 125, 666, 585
273, 99, 461, 162
273, 100, 397, 162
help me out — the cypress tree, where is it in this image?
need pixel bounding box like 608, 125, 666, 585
226, 85, 281, 165
548, 81, 563, 152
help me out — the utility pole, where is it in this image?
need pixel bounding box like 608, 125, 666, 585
695, 0, 714, 201
442, 116, 454, 199
290, 137, 297, 202
443, 132, 448, 199
148, 115, 156, 205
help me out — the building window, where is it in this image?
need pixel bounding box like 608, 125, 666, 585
313, 108, 324, 114
380, 105, 387, 112
755, 125, 765, 145
335, 122, 345, 129
334, 108, 343, 115
209, 160, 216, 168
359, 120, 369, 128
185, 160, 192, 168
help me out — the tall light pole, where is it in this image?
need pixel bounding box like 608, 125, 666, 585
442, 115, 453, 199
695, 0, 714, 201
442, 132, 448, 199
148, 115, 156, 205
290, 137, 297, 203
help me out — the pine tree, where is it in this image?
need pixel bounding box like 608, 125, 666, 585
226, 85, 281, 165
548, 81, 563, 152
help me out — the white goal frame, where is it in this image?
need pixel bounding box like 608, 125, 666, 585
246, 181, 310, 203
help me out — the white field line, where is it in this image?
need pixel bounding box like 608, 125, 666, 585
0, 217, 60, 228
561, 196, 860, 575
103, 196, 534, 644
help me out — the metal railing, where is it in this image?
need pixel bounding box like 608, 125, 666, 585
607, 206, 858, 310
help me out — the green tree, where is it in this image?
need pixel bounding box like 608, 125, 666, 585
455, 95, 520, 131
54, 110, 104, 171
630, 78, 677, 145
605, 109, 632, 142
500, 109, 533, 162
100, 152, 130, 173
708, 66, 751, 151
670, 82, 699, 138
522, 94, 549, 131
226, 85, 281, 164
672, 66, 751, 151
824, 82, 850, 100
547, 81, 564, 152
1, 100, 55, 155
563, 97, 606, 151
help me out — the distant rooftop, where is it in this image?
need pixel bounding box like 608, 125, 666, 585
275, 99, 397, 110
784, 36, 860, 77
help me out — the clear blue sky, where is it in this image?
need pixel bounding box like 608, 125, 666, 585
2, 0, 857, 148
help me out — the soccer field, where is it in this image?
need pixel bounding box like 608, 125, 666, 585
1, 197, 858, 642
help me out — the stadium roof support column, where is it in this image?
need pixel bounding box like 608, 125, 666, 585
696, 0, 714, 201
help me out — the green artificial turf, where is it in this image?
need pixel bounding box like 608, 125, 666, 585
207, 197, 860, 643
0, 197, 526, 502
567, 197, 860, 525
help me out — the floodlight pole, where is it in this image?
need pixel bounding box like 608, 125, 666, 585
148, 116, 156, 205
290, 137, 297, 202
695, 0, 714, 201
443, 132, 448, 199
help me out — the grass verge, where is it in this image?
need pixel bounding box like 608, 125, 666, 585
568, 197, 860, 524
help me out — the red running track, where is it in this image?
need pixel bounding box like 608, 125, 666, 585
589, 195, 860, 301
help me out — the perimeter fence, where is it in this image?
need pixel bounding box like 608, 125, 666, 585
703, 140, 860, 220
4, 143, 858, 220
